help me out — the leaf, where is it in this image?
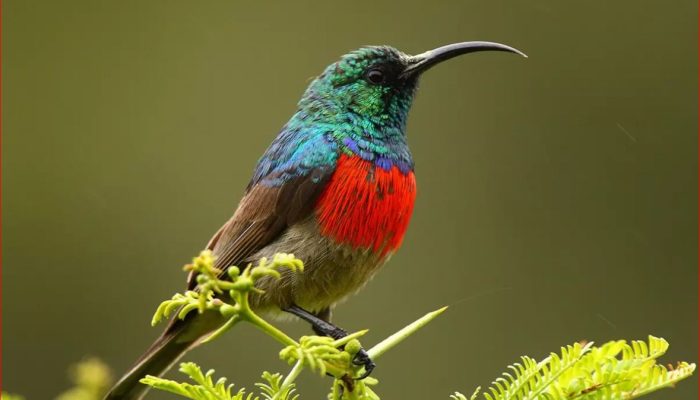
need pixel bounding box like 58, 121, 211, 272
141, 362, 249, 400
255, 371, 298, 400
470, 335, 695, 400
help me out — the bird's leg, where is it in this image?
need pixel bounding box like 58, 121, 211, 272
285, 305, 348, 339
284, 304, 375, 379
311, 307, 333, 336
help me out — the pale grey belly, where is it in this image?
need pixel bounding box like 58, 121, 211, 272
246, 217, 389, 314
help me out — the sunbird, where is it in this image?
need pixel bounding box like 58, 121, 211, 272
106, 41, 525, 399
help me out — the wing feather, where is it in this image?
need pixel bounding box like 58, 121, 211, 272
187, 167, 332, 289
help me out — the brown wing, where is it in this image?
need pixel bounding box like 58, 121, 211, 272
187, 168, 332, 289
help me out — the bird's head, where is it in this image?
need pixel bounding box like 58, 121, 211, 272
298, 42, 526, 129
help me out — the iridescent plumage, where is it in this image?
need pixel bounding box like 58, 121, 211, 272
107, 42, 526, 400
205, 47, 421, 316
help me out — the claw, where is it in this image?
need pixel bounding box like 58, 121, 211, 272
352, 348, 376, 379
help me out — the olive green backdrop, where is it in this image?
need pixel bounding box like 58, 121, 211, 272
3, 1, 697, 399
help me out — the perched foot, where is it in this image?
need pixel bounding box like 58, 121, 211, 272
321, 326, 375, 379
284, 304, 377, 379
351, 348, 375, 379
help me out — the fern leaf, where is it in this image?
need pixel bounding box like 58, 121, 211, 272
475, 336, 694, 400
279, 335, 348, 377
255, 371, 298, 400
141, 362, 248, 400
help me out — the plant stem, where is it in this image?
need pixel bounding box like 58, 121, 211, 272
333, 329, 369, 347
274, 360, 304, 400
202, 314, 241, 344
242, 309, 298, 347
367, 306, 448, 360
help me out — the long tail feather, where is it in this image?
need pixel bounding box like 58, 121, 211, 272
105, 310, 226, 400
104, 329, 195, 400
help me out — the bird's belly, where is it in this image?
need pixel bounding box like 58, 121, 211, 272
248, 217, 387, 314
248, 156, 417, 314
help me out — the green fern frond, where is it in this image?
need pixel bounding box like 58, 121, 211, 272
258, 253, 304, 275
151, 290, 217, 326
141, 362, 250, 400
255, 371, 298, 400
151, 251, 305, 329
474, 335, 694, 400
623, 361, 696, 398
450, 388, 482, 400
141, 363, 304, 400
279, 335, 349, 377
482, 342, 593, 400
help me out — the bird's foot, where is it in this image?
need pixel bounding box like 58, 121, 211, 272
351, 348, 375, 379
320, 326, 375, 379
283, 305, 376, 379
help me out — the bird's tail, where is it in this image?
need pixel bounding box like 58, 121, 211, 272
104, 328, 195, 400
105, 310, 225, 400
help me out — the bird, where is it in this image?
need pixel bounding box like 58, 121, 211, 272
105, 41, 526, 399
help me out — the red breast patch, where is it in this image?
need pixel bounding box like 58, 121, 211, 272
315, 154, 416, 255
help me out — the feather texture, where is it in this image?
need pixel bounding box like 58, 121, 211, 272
107, 46, 424, 400
315, 154, 416, 255
187, 168, 333, 291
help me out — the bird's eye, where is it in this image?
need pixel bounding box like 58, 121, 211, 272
365, 69, 385, 85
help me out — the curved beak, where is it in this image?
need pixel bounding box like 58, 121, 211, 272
400, 41, 527, 80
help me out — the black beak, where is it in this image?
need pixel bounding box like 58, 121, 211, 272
400, 41, 527, 80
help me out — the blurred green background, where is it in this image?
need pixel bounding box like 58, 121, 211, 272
3, 1, 697, 399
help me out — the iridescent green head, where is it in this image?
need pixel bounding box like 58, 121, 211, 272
299, 42, 526, 127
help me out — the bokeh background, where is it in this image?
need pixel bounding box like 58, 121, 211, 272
3, 1, 697, 399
